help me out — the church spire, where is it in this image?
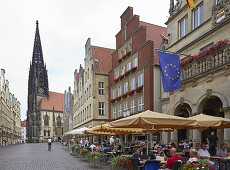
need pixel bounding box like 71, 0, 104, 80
32, 20, 44, 66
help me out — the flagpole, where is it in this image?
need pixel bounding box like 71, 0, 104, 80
154, 48, 191, 57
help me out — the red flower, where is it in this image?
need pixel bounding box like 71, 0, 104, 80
124, 71, 130, 76
117, 58, 122, 63
116, 96, 121, 101
135, 86, 143, 93
121, 93, 127, 98
127, 90, 135, 96
109, 99, 115, 103
118, 75, 124, 80
114, 78, 119, 83
197, 165, 200, 168
130, 67, 137, 73
191, 164, 195, 167
126, 51, 131, 56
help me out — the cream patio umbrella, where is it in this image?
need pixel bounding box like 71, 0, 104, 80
108, 110, 196, 154
186, 114, 230, 129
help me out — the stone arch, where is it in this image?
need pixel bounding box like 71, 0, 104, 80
196, 90, 228, 113
172, 98, 193, 116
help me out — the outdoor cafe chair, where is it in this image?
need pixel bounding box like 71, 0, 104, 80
131, 158, 143, 170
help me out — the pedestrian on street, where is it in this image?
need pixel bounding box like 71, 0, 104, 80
48, 138, 52, 151
208, 131, 218, 156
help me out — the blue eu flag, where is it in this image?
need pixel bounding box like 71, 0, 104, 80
157, 51, 182, 92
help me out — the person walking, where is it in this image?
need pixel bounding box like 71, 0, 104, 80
208, 131, 218, 156
48, 138, 52, 151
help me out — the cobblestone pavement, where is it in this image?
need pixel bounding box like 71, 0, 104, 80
0, 143, 110, 170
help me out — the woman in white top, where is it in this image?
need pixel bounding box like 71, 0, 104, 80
187, 149, 199, 164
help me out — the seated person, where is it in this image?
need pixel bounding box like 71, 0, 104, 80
101, 144, 108, 152
157, 147, 165, 157
95, 143, 101, 151
183, 140, 190, 152
161, 140, 166, 148
198, 143, 210, 159
89, 142, 96, 152
132, 148, 146, 166
164, 148, 184, 169
217, 143, 228, 157
154, 141, 162, 150
187, 149, 199, 164
169, 142, 177, 150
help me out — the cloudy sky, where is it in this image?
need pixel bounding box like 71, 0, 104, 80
0, 0, 170, 120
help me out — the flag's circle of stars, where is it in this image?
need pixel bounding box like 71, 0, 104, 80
164, 64, 180, 80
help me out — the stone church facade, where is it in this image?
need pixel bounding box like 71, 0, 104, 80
27, 21, 64, 143
161, 0, 230, 146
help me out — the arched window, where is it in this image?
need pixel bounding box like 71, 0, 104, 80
44, 115, 49, 126
57, 116, 61, 127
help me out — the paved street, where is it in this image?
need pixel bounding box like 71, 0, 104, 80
0, 143, 109, 170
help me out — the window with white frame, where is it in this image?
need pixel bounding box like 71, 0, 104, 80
179, 16, 188, 39
99, 82, 104, 95
131, 99, 135, 113
113, 106, 117, 119
194, 4, 204, 29
116, 70, 120, 78
124, 102, 128, 111
122, 66, 125, 75
124, 82, 128, 93
113, 88, 117, 99
118, 86, 122, 96
120, 51, 123, 58
118, 104, 122, 117
129, 43, 132, 52
131, 78, 136, 90
125, 48, 127, 54
138, 74, 144, 87
127, 62, 131, 71
138, 96, 144, 112
99, 102, 105, 115
133, 57, 138, 67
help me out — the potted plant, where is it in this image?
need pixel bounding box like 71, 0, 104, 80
110, 156, 132, 170
126, 51, 131, 56
127, 90, 134, 96
121, 93, 127, 98
80, 149, 90, 161
135, 86, 143, 93
74, 147, 81, 158
130, 66, 137, 73
122, 54, 127, 60
180, 160, 213, 170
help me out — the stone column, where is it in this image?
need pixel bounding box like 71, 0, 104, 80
224, 110, 230, 147
171, 130, 178, 144
193, 129, 201, 145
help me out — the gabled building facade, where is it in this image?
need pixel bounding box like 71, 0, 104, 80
161, 0, 230, 145
108, 7, 166, 122
73, 38, 114, 131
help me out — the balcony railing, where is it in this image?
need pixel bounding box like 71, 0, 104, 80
181, 44, 230, 81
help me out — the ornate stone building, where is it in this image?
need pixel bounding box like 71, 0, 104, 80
0, 69, 21, 146
161, 0, 230, 145
73, 38, 114, 133
63, 87, 74, 134
27, 21, 64, 143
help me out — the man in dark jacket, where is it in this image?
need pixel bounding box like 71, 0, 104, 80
208, 131, 218, 156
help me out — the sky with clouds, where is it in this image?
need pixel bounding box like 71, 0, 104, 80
0, 0, 170, 120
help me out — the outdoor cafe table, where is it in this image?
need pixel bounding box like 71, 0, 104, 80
211, 156, 230, 170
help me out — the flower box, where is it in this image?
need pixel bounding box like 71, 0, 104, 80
126, 51, 131, 56
117, 58, 122, 63
110, 99, 116, 103
116, 96, 121, 101
130, 66, 137, 73
122, 54, 127, 60
135, 86, 143, 93
127, 90, 135, 96
118, 75, 124, 80
114, 78, 119, 83
124, 71, 130, 76
121, 93, 127, 98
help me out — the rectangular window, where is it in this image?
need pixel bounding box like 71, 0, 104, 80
125, 48, 127, 54
138, 74, 144, 87
131, 99, 135, 113
138, 96, 144, 112
194, 4, 204, 29
118, 86, 122, 96
131, 78, 136, 90
113, 88, 116, 99
89, 104, 91, 117
124, 82, 129, 93
127, 62, 131, 71
99, 102, 105, 116
129, 43, 132, 52
124, 102, 128, 111
118, 104, 122, 117
48, 130, 50, 137
120, 51, 123, 58
179, 16, 188, 39
122, 66, 125, 75
113, 106, 117, 119
116, 70, 120, 78
99, 82, 104, 95
89, 85, 91, 97
133, 57, 138, 67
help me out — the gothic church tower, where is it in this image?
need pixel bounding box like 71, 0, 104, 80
27, 21, 49, 143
